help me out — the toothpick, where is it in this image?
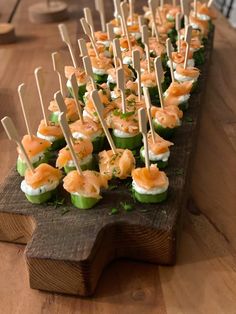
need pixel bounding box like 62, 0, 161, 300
138, 108, 150, 169
52, 52, 67, 98
1, 116, 34, 173
175, 13, 181, 52
143, 87, 155, 144
129, 0, 135, 25
141, 25, 151, 73
166, 38, 175, 83
82, 56, 97, 90
184, 14, 189, 28
160, 0, 164, 9
58, 112, 83, 175
207, 0, 214, 7
148, 0, 160, 42
106, 22, 114, 41
95, 0, 106, 32
194, 0, 197, 17
138, 15, 144, 31
54, 91, 75, 144
91, 90, 117, 154
132, 50, 142, 102
78, 38, 88, 57
113, 0, 121, 20
80, 18, 99, 59
172, 0, 176, 7
18, 83, 33, 138
113, 38, 123, 68
184, 25, 192, 69
83, 8, 95, 36
180, 0, 189, 17
70, 73, 84, 123
120, 2, 132, 51
116, 67, 126, 114
58, 24, 78, 68
34, 67, 48, 126
154, 57, 164, 109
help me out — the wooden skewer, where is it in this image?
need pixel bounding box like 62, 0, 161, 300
175, 13, 181, 52
80, 18, 99, 59
141, 25, 151, 73
58, 112, 83, 175
143, 87, 155, 144
91, 90, 117, 154
82, 56, 97, 90
154, 57, 164, 109
148, 0, 160, 43
160, 0, 164, 9
138, 15, 144, 31
184, 14, 189, 28
113, 0, 121, 20
54, 91, 75, 145
120, 2, 132, 51
70, 73, 84, 123
166, 38, 175, 83
138, 108, 150, 169
180, 0, 189, 18
116, 67, 126, 114
83, 8, 95, 37
52, 52, 67, 98
1, 116, 35, 173
184, 25, 192, 69
207, 0, 214, 8
78, 38, 88, 57
34, 67, 48, 126
132, 49, 142, 102
18, 83, 33, 138
113, 38, 123, 69
106, 22, 114, 41
172, 0, 176, 7
58, 23, 78, 68
129, 0, 135, 25
95, 0, 106, 32
194, 0, 197, 17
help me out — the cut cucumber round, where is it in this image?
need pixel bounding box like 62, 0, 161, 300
64, 156, 96, 174
25, 189, 56, 204
178, 100, 189, 111
140, 147, 168, 169
67, 84, 87, 102
49, 138, 66, 151
92, 135, 105, 153
93, 73, 108, 84
153, 120, 177, 139
71, 194, 99, 209
112, 132, 142, 150
133, 188, 168, 203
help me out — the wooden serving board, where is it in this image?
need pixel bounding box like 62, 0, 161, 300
0, 29, 214, 297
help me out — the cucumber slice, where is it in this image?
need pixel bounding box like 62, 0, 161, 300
108, 82, 117, 91
193, 48, 205, 66
49, 112, 59, 123
68, 85, 87, 102
191, 81, 198, 93
71, 194, 100, 209
92, 135, 105, 153
112, 132, 142, 150
17, 154, 50, 177
153, 120, 176, 139
133, 188, 168, 203
140, 147, 168, 169
49, 138, 66, 151
25, 189, 56, 204
93, 73, 108, 84
64, 156, 96, 174
178, 100, 189, 111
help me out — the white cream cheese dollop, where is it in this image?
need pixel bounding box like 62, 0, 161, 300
132, 179, 169, 195
21, 180, 59, 196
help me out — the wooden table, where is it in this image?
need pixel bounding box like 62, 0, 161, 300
1, 1, 236, 313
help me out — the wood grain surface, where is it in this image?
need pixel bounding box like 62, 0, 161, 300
0, 0, 236, 313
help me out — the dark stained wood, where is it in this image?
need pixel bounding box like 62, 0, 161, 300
0, 26, 215, 295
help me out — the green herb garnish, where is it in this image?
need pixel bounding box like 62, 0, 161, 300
185, 116, 193, 123
120, 201, 133, 212
109, 207, 119, 215
60, 208, 70, 215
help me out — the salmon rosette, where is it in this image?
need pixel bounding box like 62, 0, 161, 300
189, 14, 209, 36
56, 138, 94, 173
166, 6, 181, 21
132, 164, 169, 203
191, 1, 217, 20
122, 45, 144, 65
37, 120, 65, 150
164, 81, 193, 110
21, 163, 62, 204
140, 131, 173, 168
151, 105, 182, 139
99, 148, 136, 180
16, 134, 52, 176
107, 65, 135, 91
90, 56, 113, 84
69, 117, 104, 152
48, 97, 80, 123
63, 170, 108, 209
148, 38, 166, 57
167, 50, 195, 70
174, 64, 200, 85
64, 66, 88, 101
